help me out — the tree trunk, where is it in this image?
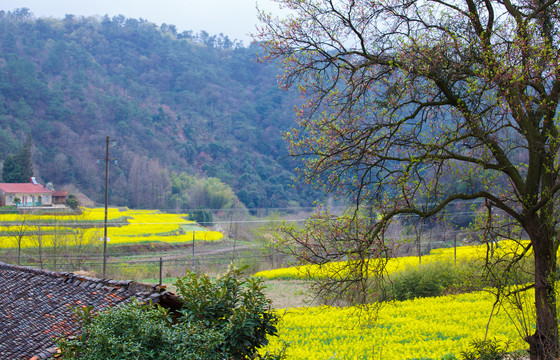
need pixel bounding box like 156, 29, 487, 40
526, 222, 558, 360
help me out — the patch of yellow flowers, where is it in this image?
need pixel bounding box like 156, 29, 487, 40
0, 207, 222, 248
264, 290, 528, 359
254, 240, 529, 280
258, 241, 534, 358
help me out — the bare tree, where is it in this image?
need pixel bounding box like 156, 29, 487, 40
128, 155, 171, 209
257, 0, 560, 358
6, 211, 30, 266
67, 213, 100, 270
48, 215, 68, 270
29, 221, 45, 269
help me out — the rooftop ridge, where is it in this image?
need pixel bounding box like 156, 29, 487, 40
0, 261, 163, 295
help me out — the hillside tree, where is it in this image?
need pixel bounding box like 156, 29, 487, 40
15, 136, 33, 181
257, 0, 560, 358
127, 155, 171, 209
2, 155, 22, 183
2, 136, 33, 183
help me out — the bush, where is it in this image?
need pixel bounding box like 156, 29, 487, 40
59, 300, 224, 360
384, 254, 534, 302
461, 338, 511, 360
187, 208, 213, 225
0, 206, 18, 214
175, 267, 280, 359
406, 354, 458, 360
66, 194, 79, 209
389, 261, 459, 301
58, 267, 282, 360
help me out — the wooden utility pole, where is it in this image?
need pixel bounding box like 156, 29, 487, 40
102, 136, 116, 278
192, 231, 195, 271
159, 257, 163, 286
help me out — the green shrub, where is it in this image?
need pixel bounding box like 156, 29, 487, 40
59, 300, 222, 360
58, 267, 282, 360
187, 208, 213, 225
175, 267, 280, 359
441, 355, 459, 360
461, 338, 510, 360
0, 206, 18, 214
406, 355, 457, 360
66, 194, 79, 209
384, 254, 534, 302
389, 261, 459, 301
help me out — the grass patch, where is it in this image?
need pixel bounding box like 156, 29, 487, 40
262, 280, 312, 308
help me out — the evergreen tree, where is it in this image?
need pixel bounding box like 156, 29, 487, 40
15, 136, 33, 181
2, 155, 22, 183
2, 136, 33, 183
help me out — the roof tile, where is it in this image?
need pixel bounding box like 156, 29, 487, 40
0, 183, 53, 194
0, 261, 169, 359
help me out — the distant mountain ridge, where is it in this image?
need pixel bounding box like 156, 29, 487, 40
0, 9, 318, 210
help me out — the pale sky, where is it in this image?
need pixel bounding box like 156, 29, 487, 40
0, 0, 283, 44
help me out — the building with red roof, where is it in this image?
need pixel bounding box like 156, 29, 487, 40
0, 180, 54, 207
52, 190, 68, 205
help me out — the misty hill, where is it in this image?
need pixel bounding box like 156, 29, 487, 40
0, 9, 318, 210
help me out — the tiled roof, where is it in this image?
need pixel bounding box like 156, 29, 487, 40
0, 262, 177, 360
0, 183, 54, 194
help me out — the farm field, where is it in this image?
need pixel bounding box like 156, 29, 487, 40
254, 240, 529, 280
257, 241, 535, 359
262, 289, 528, 359
0, 207, 223, 249
0, 207, 229, 280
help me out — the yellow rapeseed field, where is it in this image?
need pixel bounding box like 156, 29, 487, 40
258, 241, 534, 358
0, 207, 222, 248
254, 240, 530, 280
264, 289, 528, 359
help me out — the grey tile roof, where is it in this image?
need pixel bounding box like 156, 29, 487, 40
0, 261, 175, 360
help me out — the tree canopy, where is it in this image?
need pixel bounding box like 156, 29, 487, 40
257, 0, 560, 358
2, 136, 33, 183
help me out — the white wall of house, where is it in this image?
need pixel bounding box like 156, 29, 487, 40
2, 192, 53, 206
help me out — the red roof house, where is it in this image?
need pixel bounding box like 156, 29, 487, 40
0, 181, 54, 207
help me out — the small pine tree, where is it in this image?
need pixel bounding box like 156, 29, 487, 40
2, 136, 33, 183
2, 155, 22, 183
15, 135, 33, 181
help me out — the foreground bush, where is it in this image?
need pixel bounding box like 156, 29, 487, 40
58, 267, 282, 360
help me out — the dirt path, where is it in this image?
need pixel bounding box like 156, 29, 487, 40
108, 241, 262, 264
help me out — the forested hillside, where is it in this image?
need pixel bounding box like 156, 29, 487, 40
0, 8, 317, 210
